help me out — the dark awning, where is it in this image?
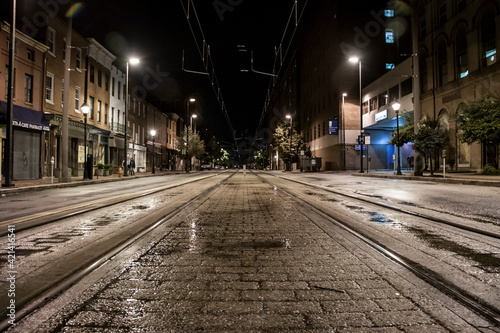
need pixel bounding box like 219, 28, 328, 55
0, 101, 50, 131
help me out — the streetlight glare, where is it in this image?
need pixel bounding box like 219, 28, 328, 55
392, 102, 401, 111
342, 93, 347, 97
286, 114, 292, 119
80, 103, 90, 114
349, 57, 359, 63
189, 98, 196, 102
192, 114, 197, 118
150, 129, 157, 136
129, 58, 140, 65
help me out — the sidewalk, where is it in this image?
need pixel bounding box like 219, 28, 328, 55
0, 170, 185, 195
351, 169, 500, 187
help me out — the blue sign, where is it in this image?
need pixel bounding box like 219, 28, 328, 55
355, 145, 366, 151
329, 120, 338, 135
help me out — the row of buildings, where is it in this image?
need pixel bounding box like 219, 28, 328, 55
1, 14, 188, 181
265, 0, 499, 173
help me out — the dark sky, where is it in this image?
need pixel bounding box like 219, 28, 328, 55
72, 0, 296, 147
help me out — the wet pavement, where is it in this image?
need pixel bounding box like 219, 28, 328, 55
7, 172, 493, 332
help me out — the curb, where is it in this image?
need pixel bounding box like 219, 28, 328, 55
351, 172, 500, 187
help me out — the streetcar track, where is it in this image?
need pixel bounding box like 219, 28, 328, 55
253, 171, 500, 327
0, 173, 222, 237
270, 173, 500, 240
0, 172, 237, 332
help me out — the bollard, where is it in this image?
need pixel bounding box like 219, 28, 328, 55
118, 167, 123, 177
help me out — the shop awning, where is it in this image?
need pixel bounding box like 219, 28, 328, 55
0, 101, 50, 131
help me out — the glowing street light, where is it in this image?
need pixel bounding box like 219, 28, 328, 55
151, 129, 156, 174
392, 102, 402, 175
349, 56, 364, 173
124, 57, 140, 176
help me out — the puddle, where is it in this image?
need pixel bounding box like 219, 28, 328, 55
406, 226, 500, 272
344, 204, 363, 211
132, 205, 150, 210
366, 212, 392, 223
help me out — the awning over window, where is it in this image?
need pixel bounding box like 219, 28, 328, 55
0, 101, 50, 131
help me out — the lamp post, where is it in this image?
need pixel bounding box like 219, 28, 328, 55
349, 56, 364, 173
185, 98, 195, 173
191, 114, 197, 132
392, 102, 402, 175
190, 114, 197, 171
124, 57, 140, 176
286, 114, 292, 171
151, 129, 156, 174
81, 103, 90, 180
342, 93, 347, 171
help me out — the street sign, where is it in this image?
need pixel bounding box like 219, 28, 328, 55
328, 120, 338, 135
358, 135, 365, 145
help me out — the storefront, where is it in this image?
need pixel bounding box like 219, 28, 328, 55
0, 102, 50, 180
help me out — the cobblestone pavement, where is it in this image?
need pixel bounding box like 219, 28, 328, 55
10, 173, 489, 332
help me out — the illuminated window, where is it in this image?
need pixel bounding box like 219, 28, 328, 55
384, 9, 394, 17
385, 29, 394, 43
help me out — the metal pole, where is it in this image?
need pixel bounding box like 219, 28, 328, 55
342, 94, 346, 171
3, 0, 15, 187
358, 60, 364, 173
152, 136, 155, 174
83, 115, 87, 179
124, 61, 129, 176
396, 110, 402, 175
60, 15, 72, 182
289, 117, 292, 171
186, 100, 190, 173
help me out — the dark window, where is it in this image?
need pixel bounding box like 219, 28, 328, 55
456, 0, 466, 12
438, 1, 446, 27
105, 74, 109, 91
481, 13, 497, 67
389, 85, 399, 103
89, 96, 94, 120
98, 70, 102, 87
378, 92, 388, 107
27, 49, 35, 61
401, 78, 412, 97
24, 74, 33, 103
90, 65, 94, 83
456, 28, 468, 78
437, 42, 448, 87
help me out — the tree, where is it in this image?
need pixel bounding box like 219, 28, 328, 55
456, 96, 500, 167
412, 119, 447, 175
273, 121, 304, 171
389, 111, 414, 147
177, 126, 205, 169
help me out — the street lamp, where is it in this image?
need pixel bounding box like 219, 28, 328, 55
191, 114, 197, 132
392, 102, 402, 175
286, 114, 292, 171
185, 98, 195, 173
81, 102, 90, 180
124, 57, 140, 176
151, 129, 156, 174
349, 56, 364, 173
342, 93, 347, 171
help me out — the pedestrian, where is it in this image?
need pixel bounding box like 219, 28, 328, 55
130, 158, 135, 175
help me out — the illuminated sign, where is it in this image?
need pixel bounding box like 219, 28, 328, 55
375, 110, 387, 122
384, 9, 394, 17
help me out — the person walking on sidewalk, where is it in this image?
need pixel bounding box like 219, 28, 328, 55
130, 158, 135, 175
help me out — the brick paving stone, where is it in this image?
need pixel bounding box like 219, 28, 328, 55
23, 173, 477, 332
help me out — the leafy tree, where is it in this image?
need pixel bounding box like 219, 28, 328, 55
177, 126, 205, 169
253, 150, 268, 170
412, 119, 447, 175
273, 121, 304, 171
455, 96, 500, 167
389, 111, 414, 147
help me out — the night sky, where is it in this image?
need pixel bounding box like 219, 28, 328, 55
4, 0, 390, 147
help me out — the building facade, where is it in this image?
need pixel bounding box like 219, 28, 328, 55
0, 21, 49, 180
416, 0, 499, 171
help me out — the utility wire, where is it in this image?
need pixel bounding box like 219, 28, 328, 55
179, 0, 238, 150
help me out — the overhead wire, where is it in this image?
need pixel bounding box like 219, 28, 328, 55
179, 0, 238, 150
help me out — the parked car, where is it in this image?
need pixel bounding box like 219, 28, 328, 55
200, 163, 211, 170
